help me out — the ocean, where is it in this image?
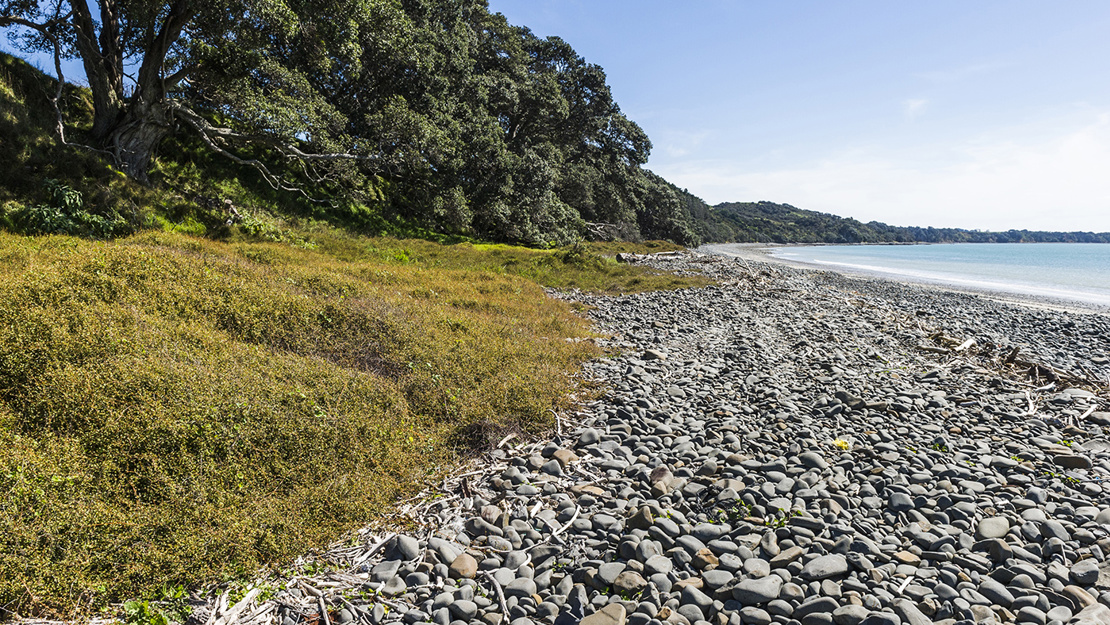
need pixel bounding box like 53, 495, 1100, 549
762, 243, 1110, 307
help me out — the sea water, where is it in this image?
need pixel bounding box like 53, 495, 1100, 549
765, 243, 1110, 307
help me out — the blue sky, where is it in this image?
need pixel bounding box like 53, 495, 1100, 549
489, 1, 1110, 231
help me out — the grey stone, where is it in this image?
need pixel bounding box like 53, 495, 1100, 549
598, 562, 627, 586
681, 585, 714, 612
677, 604, 705, 624
743, 558, 771, 578
1016, 606, 1046, 625
859, 614, 900, 625
801, 554, 849, 580
1042, 520, 1071, 542
644, 555, 673, 576
770, 546, 805, 568
371, 559, 401, 583
1072, 559, 1100, 585
740, 607, 773, 625
1046, 606, 1072, 622
1054, 455, 1093, 470
382, 576, 407, 597
979, 577, 1015, 608
505, 577, 537, 598
702, 569, 734, 590
732, 576, 783, 605
614, 571, 648, 596
578, 428, 601, 447
799, 452, 829, 470
892, 600, 931, 625
1071, 604, 1110, 625
448, 601, 478, 621
794, 597, 840, 620
976, 517, 1010, 540
833, 605, 871, 625
391, 535, 422, 561
889, 493, 914, 512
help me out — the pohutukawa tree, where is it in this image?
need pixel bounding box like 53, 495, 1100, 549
0, 0, 393, 187
2, 0, 702, 246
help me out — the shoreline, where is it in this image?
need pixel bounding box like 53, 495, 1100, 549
119, 249, 1110, 625
699, 242, 1110, 318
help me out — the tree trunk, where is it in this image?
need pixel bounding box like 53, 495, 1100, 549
69, 0, 194, 179
107, 101, 173, 183
70, 0, 125, 142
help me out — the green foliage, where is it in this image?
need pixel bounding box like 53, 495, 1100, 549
303, 232, 713, 294
1, 0, 708, 248
6, 178, 133, 238
715, 501, 753, 524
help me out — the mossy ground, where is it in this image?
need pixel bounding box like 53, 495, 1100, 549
0, 229, 707, 619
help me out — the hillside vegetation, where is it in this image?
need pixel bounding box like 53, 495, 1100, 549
702, 201, 1110, 244
0, 0, 706, 247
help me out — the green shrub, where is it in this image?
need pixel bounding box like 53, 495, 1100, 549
7, 179, 132, 238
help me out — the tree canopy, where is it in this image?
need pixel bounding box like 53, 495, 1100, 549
1, 0, 704, 246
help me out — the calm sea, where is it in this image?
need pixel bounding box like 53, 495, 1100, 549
764, 243, 1110, 307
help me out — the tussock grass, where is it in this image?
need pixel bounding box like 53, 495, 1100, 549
296, 230, 711, 294
0, 231, 700, 618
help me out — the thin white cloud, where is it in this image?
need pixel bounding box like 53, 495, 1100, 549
657, 129, 709, 159
916, 61, 1007, 83
654, 111, 1110, 232
903, 98, 928, 120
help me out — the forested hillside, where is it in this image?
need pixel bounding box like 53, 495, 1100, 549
0, 0, 702, 246
701, 201, 1110, 244
2, 2, 1105, 248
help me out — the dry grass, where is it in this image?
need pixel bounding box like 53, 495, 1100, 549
1, 230, 675, 618
0, 230, 709, 618
295, 230, 711, 294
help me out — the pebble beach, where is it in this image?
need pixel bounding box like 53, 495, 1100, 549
188, 249, 1110, 625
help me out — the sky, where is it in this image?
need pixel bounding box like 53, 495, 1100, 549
487, 1, 1110, 232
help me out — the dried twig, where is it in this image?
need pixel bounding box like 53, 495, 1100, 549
482, 571, 510, 617
347, 533, 396, 572
206, 591, 230, 625
553, 506, 580, 537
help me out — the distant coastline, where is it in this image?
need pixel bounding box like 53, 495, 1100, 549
698, 201, 1110, 245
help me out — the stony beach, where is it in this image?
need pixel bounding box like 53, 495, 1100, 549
188, 249, 1110, 625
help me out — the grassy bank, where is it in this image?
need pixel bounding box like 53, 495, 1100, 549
0, 229, 706, 619
1, 49, 710, 619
